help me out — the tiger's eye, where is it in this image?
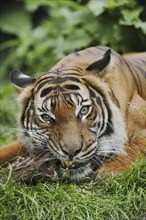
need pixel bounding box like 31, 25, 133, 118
80, 106, 90, 115
40, 114, 52, 122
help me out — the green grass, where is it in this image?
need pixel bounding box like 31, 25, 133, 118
0, 84, 146, 220
0, 159, 146, 220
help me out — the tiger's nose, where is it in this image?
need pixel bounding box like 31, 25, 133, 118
61, 145, 82, 160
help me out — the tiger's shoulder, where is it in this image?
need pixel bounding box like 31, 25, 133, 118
51, 46, 120, 70
52, 46, 145, 73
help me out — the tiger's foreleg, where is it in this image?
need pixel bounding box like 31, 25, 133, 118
98, 138, 146, 175
0, 140, 27, 164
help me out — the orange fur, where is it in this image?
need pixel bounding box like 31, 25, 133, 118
98, 139, 146, 175
0, 141, 26, 164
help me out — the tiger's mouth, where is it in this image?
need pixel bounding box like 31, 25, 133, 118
57, 154, 113, 180
59, 159, 88, 170
56, 158, 103, 181
56, 159, 92, 181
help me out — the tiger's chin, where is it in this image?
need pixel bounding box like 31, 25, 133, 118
56, 160, 98, 181
58, 162, 92, 181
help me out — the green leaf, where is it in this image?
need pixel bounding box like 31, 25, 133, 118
121, 7, 143, 23
120, 8, 146, 34
107, 0, 136, 8
88, 0, 107, 16
0, 2, 31, 36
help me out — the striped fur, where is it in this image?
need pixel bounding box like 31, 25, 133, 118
0, 46, 145, 180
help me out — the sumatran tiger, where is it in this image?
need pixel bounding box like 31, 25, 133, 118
0, 46, 146, 180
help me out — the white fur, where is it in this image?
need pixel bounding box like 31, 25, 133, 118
98, 101, 128, 156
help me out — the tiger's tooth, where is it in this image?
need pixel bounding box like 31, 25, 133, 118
60, 160, 72, 168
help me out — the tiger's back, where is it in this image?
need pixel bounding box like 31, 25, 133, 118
123, 52, 146, 100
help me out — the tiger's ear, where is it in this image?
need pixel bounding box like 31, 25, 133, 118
10, 70, 36, 93
86, 49, 111, 75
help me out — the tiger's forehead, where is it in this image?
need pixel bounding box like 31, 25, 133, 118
35, 67, 84, 85
32, 67, 102, 113
33, 73, 92, 114
34, 90, 92, 119
33, 68, 89, 98
34, 83, 91, 106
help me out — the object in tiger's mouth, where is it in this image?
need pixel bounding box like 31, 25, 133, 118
12, 152, 59, 183
11, 154, 99, 183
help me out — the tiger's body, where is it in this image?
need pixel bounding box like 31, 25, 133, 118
0, 46, 146, 180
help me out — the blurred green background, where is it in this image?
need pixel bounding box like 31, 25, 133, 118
0, 0, 146, 144
0, 0, 146, 80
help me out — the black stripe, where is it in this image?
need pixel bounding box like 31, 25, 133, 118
37, 108, 45, 112
37, 77, 81, 90
42, 98, 50, 112
29, 89, 35, 109
103, 105, 113, 136
64, 84, 80, 90
48, 67, 83, 74
26, 109, 30, 129
126, 61, 141, 94
89, 128, 96, 134
135, 65, 146, 79
25, 93, 35, 129
85, 48, 95, 55
35, 72, 82, 88
41, 99, 49, 112
40, 87, 53, 97
48, 141, 58, 154
51, 96, 57, 110
81, 145, 96, 158
135, 71, 142, 95
35, 76, 54, 87
64, 94, 74, 107
21, 89, 34, 127
30, 109, 35, 130
95, 46, 107, 52
88, 87, 96, 98
62, 73, 81, 76
56, 76, 81, 83
21, 99, 29, 127
110, 89, 120, 109
74, 52, 80, 56
49, 137, 59, 152
86, 83, 105, 100
24, 131, 30, 137
96, 97, 105, 132
86, 83, 113, 136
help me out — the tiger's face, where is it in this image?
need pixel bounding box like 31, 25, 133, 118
19, 72, 110, 179
34, 82, 99, 179
10, 49, 127, 180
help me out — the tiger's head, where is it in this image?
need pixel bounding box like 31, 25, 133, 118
10, 48, 127, 180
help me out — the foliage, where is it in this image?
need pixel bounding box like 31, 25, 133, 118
0, 84, 18, 145
0, 0, 146, 80
0, 158, 146, 220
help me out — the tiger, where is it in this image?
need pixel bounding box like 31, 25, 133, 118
0, 46, 146, 180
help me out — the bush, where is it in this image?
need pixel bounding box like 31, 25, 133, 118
0, 0, 146, 80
